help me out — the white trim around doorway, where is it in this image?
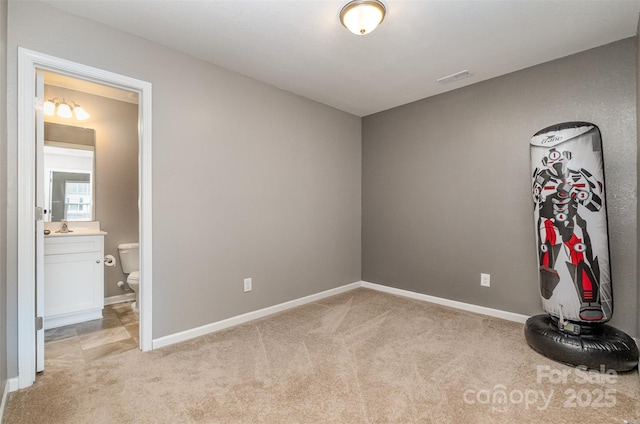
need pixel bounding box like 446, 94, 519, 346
16, 48, 153, 389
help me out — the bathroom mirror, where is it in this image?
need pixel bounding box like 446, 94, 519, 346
43, 122, 96, 222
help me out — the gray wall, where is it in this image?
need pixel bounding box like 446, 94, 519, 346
363, 38, 638, 338
636, 16, 640, 340
1, 0, 9, 400
43, 85, 139, 299
5, 0, 361, 378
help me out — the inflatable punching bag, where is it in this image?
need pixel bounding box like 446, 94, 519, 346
531, 122, 611, 324
524, 122, 638, 372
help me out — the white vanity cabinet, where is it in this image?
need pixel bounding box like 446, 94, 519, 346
44, 234, 105, 329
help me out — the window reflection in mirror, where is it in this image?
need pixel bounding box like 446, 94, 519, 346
44, 122, 96, 222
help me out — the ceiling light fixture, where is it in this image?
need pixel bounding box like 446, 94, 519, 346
43, 98, 90, 121
340, 0, 386, 36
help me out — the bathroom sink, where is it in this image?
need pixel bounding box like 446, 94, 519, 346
44, 221, 108, 237
46, 229, 108, 237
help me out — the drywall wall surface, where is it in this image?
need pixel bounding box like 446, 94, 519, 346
1, 0, 9, 393
43, 85, 139, 299
636, 16, 640, 339
6, 0, 361, 370
363, 38, 638, 337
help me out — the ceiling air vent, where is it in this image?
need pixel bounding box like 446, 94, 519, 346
437, 70, 471, 84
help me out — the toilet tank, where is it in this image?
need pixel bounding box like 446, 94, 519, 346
117, 242, 140, 274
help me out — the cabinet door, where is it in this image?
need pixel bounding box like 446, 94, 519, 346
44, 252, 103, 317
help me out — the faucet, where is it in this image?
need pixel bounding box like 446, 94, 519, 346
56, 220, 73, 233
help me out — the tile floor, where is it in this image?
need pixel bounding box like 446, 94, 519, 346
42, 301, 139, 373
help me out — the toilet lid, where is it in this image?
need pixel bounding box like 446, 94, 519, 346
127, 271, 140, 283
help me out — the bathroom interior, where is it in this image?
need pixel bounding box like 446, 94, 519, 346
40, 71, 141, 372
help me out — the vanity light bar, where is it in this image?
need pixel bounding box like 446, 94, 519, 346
43, 98, 90, 120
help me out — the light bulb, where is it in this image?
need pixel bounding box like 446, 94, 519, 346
73, 105, 90, 120
43, 100, 56, 116
56, 102, 73, 118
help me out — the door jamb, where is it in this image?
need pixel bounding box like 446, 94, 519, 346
17, 48, 153, 388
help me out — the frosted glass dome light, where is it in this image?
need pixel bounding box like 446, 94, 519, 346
340, 0, 386, 36
43, 100, 56, 116
73, 105, 90, 120
56, 101, 73, 118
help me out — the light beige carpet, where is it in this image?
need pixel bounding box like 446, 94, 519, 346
4, 288, 639, 423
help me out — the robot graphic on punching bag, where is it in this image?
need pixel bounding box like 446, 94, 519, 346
530, 122, 612, 326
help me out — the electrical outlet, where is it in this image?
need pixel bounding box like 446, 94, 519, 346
243, 277, 252, 292
481, 273, 490, 287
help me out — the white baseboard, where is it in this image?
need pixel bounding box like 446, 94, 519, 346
104, 293, 136, 306
7, 378, 18, 393
0, 380, 9, 420
1, 377, 19, 422
152, 280, 533, 351
361, 281, 530, 324
152, 281, 361, 349
44, 309, 103, 330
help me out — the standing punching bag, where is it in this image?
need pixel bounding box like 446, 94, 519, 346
524, 122, 638, 372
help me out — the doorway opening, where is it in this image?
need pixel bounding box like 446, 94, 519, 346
41, 70, 141, 373
17, 48, 153, 389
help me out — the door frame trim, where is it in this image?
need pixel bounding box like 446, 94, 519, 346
17, 48, 153, 388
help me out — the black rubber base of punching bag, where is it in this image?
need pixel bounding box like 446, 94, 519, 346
524, 314, 639, 372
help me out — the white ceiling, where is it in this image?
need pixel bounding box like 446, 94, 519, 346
42, 0, 640, 117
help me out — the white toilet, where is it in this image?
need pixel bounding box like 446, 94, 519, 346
118, 242, 140, 313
